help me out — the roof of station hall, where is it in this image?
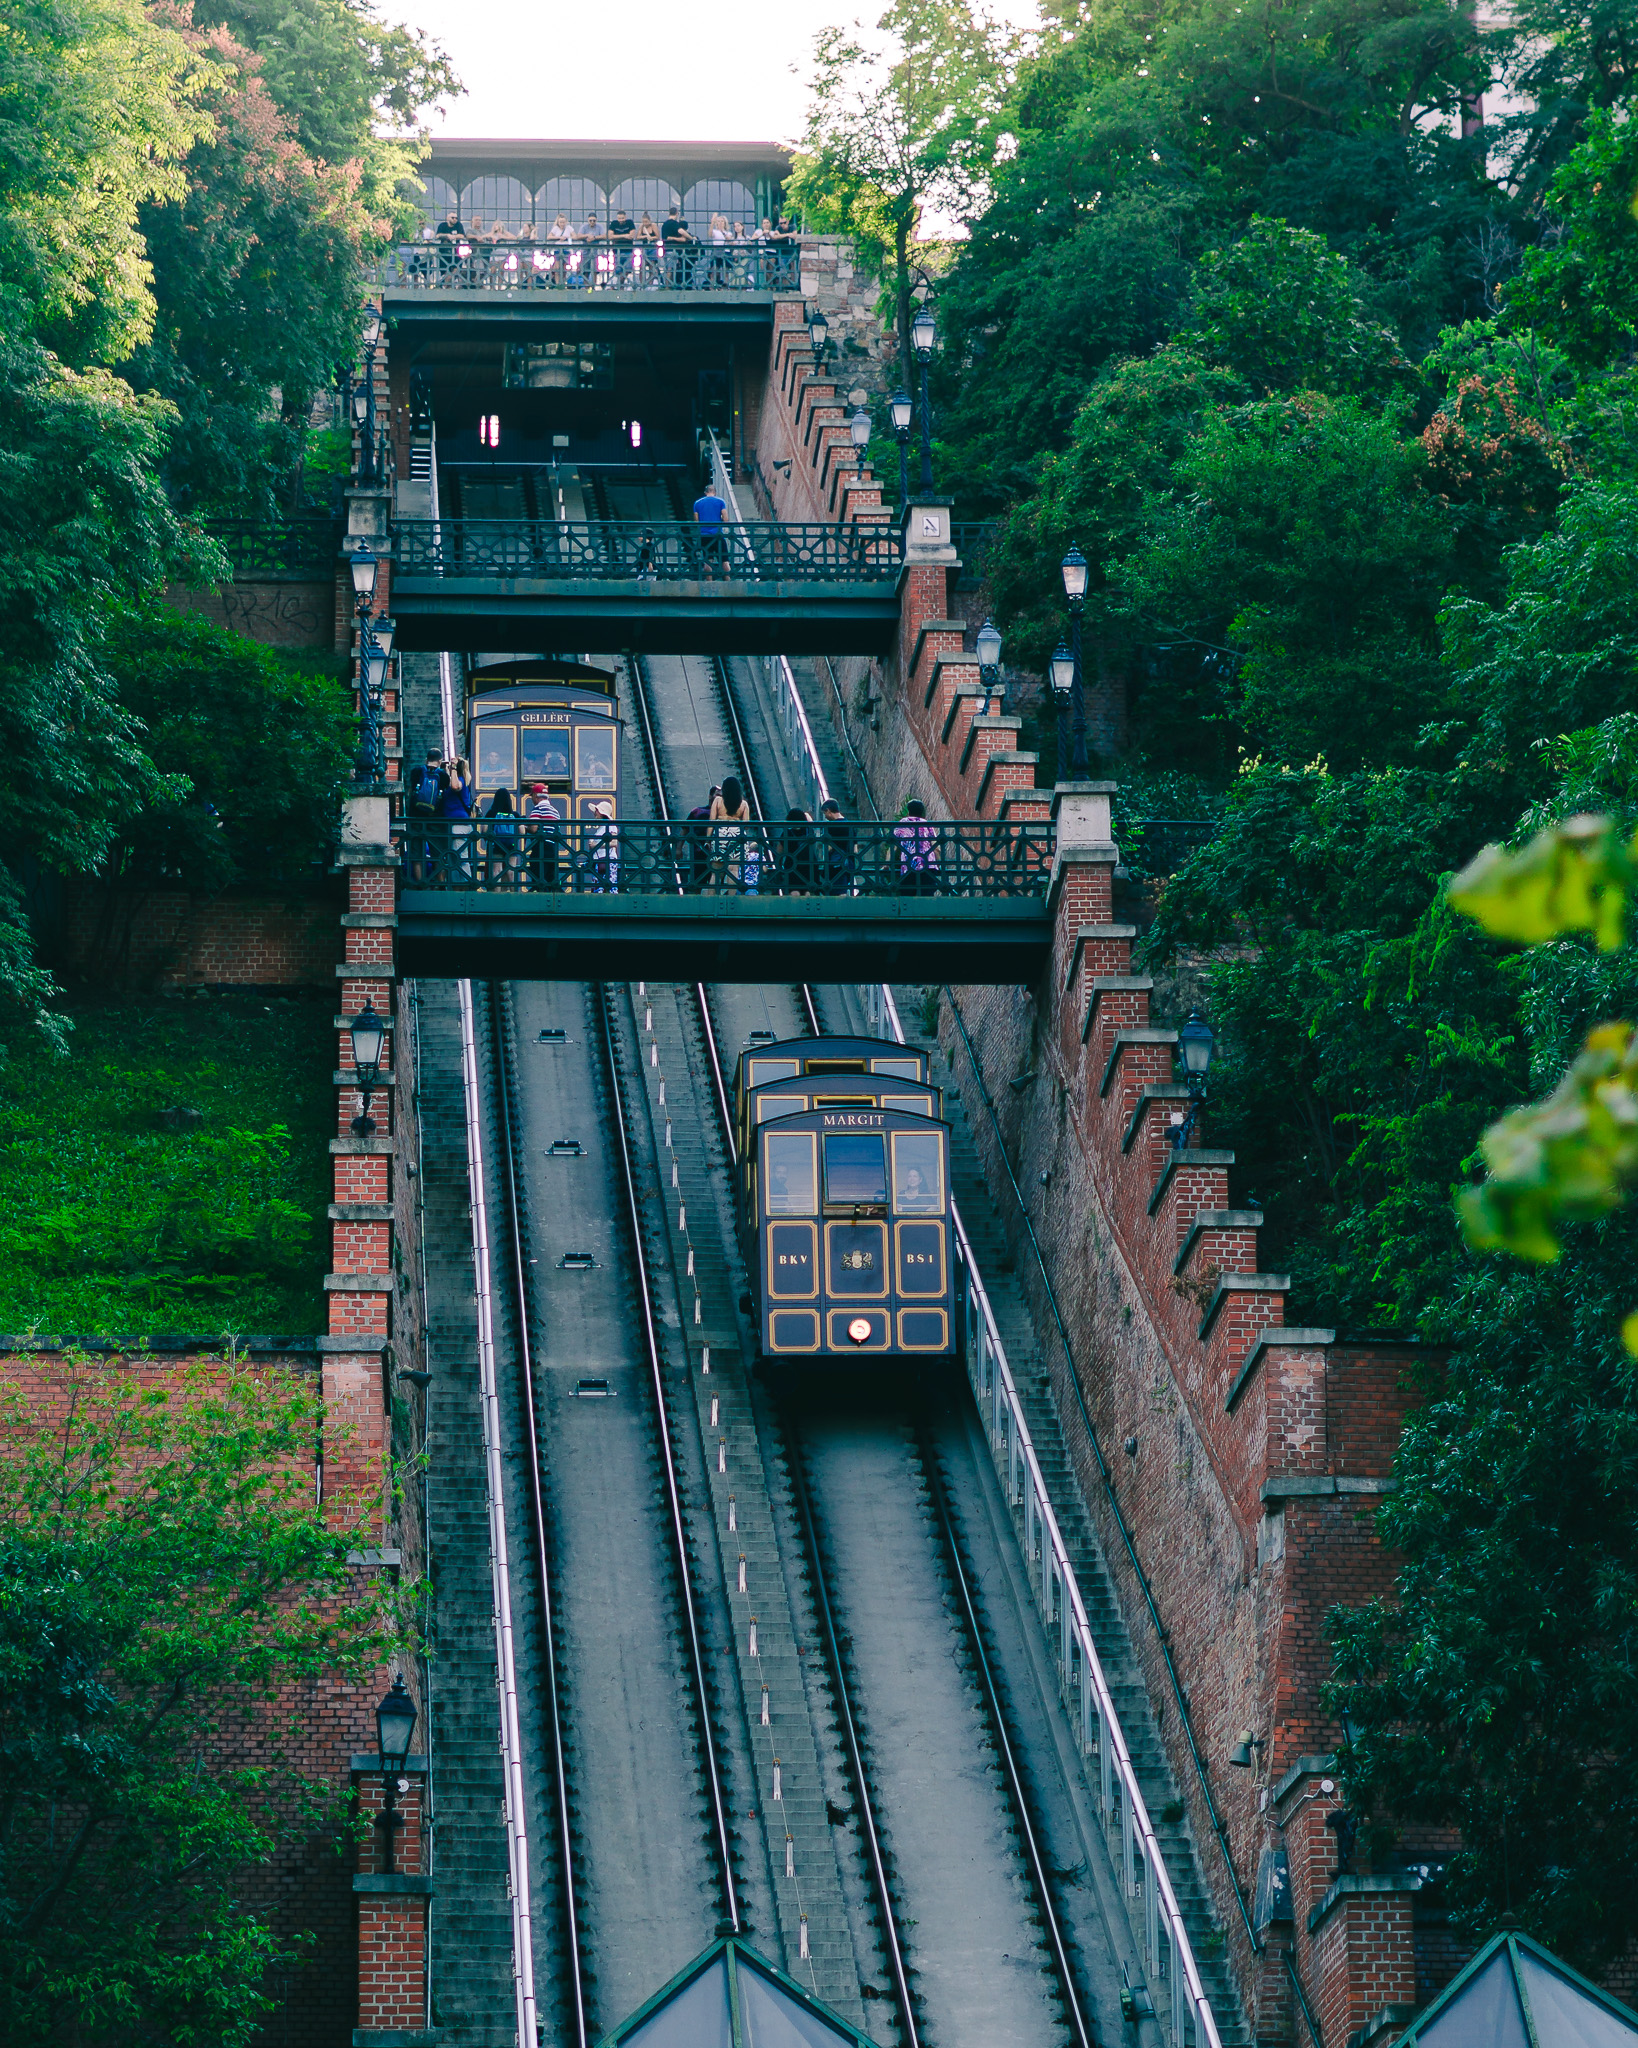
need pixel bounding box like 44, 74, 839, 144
419, 136, 793, 188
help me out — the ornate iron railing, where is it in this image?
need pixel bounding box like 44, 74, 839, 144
1123, 818, 1217, 878
207, 518, 341, 578
394, 519, 901, 583
375, 238, 802, 295
397, 817, 1052, 900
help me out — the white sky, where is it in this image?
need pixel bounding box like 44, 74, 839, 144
390, 0, 1041, 147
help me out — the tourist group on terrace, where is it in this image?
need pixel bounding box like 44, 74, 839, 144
403, 205, 800, 288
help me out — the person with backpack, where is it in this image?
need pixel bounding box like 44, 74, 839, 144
484, 786, 520, 888
407, 748, 441, 881
893, 797, 940, 896
707, 776, 754, 892
685, 784, 720, 893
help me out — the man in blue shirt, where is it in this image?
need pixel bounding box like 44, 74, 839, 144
694, 486, 728, 578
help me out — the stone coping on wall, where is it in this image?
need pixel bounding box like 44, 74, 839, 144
1307, 1871, 1425, 1937
1224, 1326, 1340, 1411
353, 1874, 433, 1896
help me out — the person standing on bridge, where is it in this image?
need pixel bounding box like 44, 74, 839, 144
708, 778, 753, 893
893, 797, 941, 897
694, 480, 729, 578
820, 797, 854, 896
660, 205, 692, 285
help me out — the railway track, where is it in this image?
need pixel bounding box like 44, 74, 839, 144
416, 459, 1237, 2048
617, 565, 1114, 2048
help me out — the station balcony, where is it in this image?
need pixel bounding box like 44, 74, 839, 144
393, 817, 1054, 983
375, 236, 802, 300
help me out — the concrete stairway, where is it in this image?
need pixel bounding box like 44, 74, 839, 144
922, 1034, 1253, 2047
418, 980, 520, 2048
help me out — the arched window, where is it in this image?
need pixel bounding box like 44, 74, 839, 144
417, 175, 459, 228
460, 177, 535, 233
536, 179, 607, 232
608, 178, 680, 226
682, 180, 756, 233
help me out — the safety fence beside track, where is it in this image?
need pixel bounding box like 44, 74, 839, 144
393, 518, 899, 581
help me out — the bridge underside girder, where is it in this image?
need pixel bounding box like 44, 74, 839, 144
390, 577, 900, 656
396, 893, 1049, 984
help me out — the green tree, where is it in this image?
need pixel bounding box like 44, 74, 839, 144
787, 0, 1016, 369
0, 1354, 406, 2042
187, 0, 458, 223
0, 0, 216, 364
1506, 108, 1638, 369
128, 10, 380, 513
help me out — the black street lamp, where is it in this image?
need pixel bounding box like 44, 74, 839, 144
848, 405, 871, 453
349, 1000, 387, 1138
976, 618, 1003, 705
889, 389, 913, 504
910, 302, 936, 495
373, 1674, 417, 1874
1171, 1010, 1215, 1151
355, 307, 383, 483
1049, 641, 1074, 778
1060, 544, 1090, 779
807, 306, 829, 360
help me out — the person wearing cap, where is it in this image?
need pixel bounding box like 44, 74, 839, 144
893, 796, 940, 896
524, 781, 560, 891
585, 799, 618, 893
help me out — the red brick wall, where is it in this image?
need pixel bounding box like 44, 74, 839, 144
57, 877, 343, 991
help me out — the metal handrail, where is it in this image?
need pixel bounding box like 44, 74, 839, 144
205, 517, 341, 578
944, 992, 1261, 1966
874, 983, 1223, 2048
393, 517, 900, 582
395, 817, 1053, 899
375, 237, 801, 295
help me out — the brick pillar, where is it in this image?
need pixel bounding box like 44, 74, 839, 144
324, 795, 398, 1530
352, 1751, 433, 2048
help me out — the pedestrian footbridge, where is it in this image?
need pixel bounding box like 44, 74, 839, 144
392, 819, 1053, 983
388, 518, 901, 656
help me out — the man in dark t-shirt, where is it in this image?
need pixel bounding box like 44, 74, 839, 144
608, 208, 635, 278
659, 206, 692, 283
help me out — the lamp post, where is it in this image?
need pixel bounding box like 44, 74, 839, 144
1049, 641, 1073, 779
1171, 1009, 1214, 1151
1060, 544, 1090, 778
348, 546, 386, 782
889, 389, 912, 505
373, 1674, 417, 1874
807, 305, 829, 360
349, 999, 387, 1138
355, 307, 383, 484
910, 302, 936, 495
848, 406, 871, 455
976, 617, 1003, 708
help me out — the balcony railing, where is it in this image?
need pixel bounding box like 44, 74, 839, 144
375, 237, 802, 295
207, 518, 341, 578
394, 519, 901, 583
397, 818, 1052, 899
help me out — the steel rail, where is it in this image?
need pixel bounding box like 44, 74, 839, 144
593, 983, 742, 1931
780, 1423, 921, 2048
878, 984, 1227, 2045
487, 984, 589, 2048
625, 651, 737, 1148
915, 1417, 1095, 2048
944, 989, 1256, 1978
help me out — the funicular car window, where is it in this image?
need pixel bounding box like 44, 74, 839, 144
871, 1057, 924, 1080
474, 724, 516, 790
521, 727, 570, 781
822, 1132, 888, 1207
764, 1131, 816, 1214
892, 1131, 944, 1213
575, 724, 616, 791
746, 1059, 801, 1089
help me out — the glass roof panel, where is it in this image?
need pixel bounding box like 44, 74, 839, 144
1518, 1950, 1638, 2046
622, 1956, 733, 2048
1416, 1949, 1530, 2048
736, 1959, 857, 2048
